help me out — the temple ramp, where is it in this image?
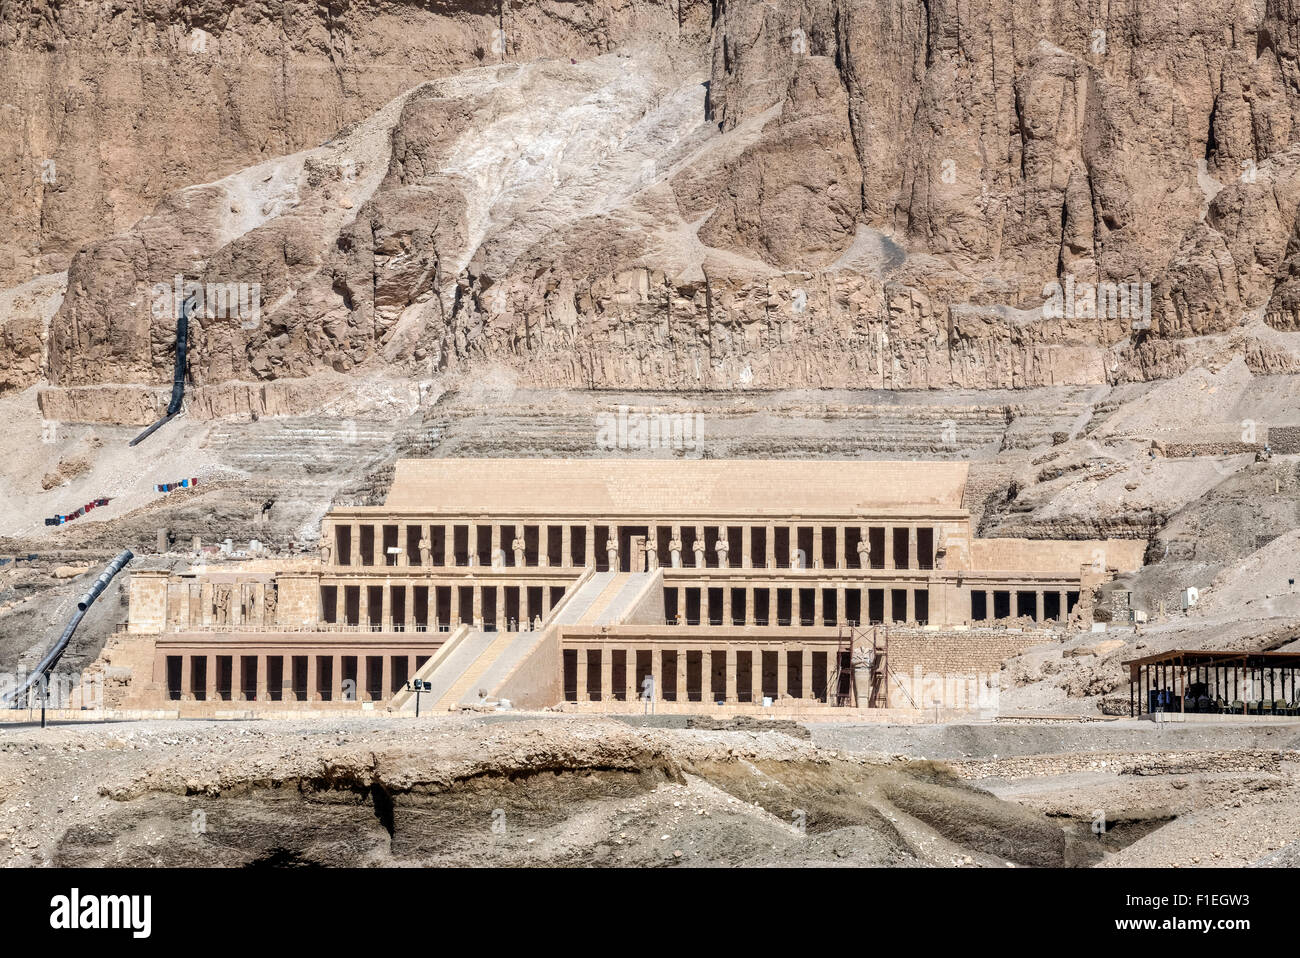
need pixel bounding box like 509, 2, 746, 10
389, 624, 471, 711
488, 569, 663, 708
433, 629, 520, 709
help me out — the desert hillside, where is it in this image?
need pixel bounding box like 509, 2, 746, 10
2, 0, 1300, 716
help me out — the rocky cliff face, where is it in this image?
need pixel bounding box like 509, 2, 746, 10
7, 0, 1300, 410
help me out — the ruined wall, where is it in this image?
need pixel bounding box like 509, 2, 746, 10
881, 627, 1050, 709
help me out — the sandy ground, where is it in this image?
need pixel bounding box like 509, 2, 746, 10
1, 713, 1295, 868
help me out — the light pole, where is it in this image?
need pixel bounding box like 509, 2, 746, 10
406, 679, 432, 716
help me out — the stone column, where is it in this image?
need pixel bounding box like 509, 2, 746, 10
585, 525, 596, 568
1035, 590, 1044, 622
334, 585, 346, 626
813, 527, 823, 569
1059, 590, 1069, 620
884, 527, 895, 570
702, 649, 713, 703
600, 647, 613, 703
496, 585, 506, 629
255, 654, 268, 702
380, 657, 392, 700
836, 585, 846, 626
722, 587, 732, 626
791, 587, 801, 626
561, 525, 572, 568
575, 647, 588, 702
332, 656, 344, 702
449, 585, 460, 625
725, 648, 737, 703
445, 523, 456, 566
813, 587, 824, 626
520, 586, 530, 627
802, 648, 813, 699
381, 584, 392, 631
744, 585, 755, 625
906, 525, 916, 570
985, 590, 994, 621
405, 584, 415, 631
627, 648, 639, 702
776, 647, 788, 699
651, 648, 663, 702
905, 588, 915, 623
358, 585, 370, 630
307, 655, 319, 703
765, 524, 776, 568
676, 650, 688, 703
472, 586, 482, 627
742, 526, 752, 569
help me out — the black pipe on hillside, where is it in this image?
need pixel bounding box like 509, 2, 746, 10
1, 550, 134, 721
129, 302, 190, 446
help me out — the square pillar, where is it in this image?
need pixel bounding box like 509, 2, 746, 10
651, 648, 663, 702
884, 526, 895, 570
765, 525, 776, 568
776, 647, 788, 699
332, 655, 344, 702
676, 648, 688, 703
1036, 590, 1044, 622
575, 647, 588, 702
744, 585, 754, 625
742, 526, 752, 569
307, 655, 319, 703
905, 588, 915, 622
627, 647, 639, 701
725, 648, 737, 703
584, 525, 595, 567
812, 527, 823, 570
600, 647, 613, 703
802, 648, 813, 699
255, 654, 268, 702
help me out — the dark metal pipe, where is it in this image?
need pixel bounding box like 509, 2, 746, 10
2, 550, 134, 712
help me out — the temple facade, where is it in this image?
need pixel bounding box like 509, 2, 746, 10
104, 460, 1144, 714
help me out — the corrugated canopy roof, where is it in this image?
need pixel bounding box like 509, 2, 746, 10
377, 458, 970, 517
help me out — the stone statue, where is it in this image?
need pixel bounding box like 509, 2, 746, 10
668, 535, 683, 568
214, 586, 231, 625
319, 537, 333, 566
418, 535, 431, 566
857, 528, 871, 567
715, 539, 729, 566
512, 535, 525, 566
264, 584, 277, 620
934, 528, 949, 569
606, 532, 619, 569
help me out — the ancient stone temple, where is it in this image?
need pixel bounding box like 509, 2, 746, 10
101, 459, 1144, 715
